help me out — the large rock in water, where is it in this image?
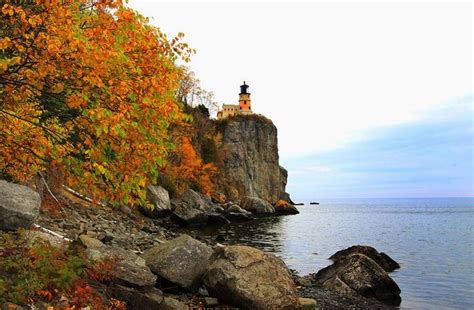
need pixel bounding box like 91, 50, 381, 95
142, 185, 172, 217
143, 234, 213, 290
274, 200, 299, 215
0, 180, 40, 231
217, 115, 289, 204
241, 196, 275, 214
330, 245, 400, 272
203, 245, 300, 309
312, 253, 401, 306
172, 203, 208, 226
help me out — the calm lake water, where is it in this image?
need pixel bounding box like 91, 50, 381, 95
186, 198, 474, 310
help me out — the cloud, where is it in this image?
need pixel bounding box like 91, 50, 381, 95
283, 101, 474, 199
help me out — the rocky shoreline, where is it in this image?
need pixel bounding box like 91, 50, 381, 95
1, 180, 402, 309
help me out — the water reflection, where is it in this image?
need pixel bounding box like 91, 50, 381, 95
184, 216, 286, 253
182, 198, 474, 310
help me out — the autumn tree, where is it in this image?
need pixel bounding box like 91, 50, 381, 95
177, 66, 219, 114
165, 136, 218, 196
0, 0, 193, 206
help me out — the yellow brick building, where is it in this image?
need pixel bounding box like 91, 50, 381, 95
217, 82, 253, 119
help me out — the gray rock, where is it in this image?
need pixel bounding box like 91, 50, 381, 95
204, 245, 300, 309
217, 116, 285, 204
240, 196, 275, 214
108, 285, 164, 310
172, 204, 208, 226
181, 189, 213, 211
225, 212, 254, 222
207, 212, 231, 225
143, 185, 172, 217
79, 234, 105, 248
143, 234, 213, 290
226, 204, 251, 215
279, 166, 295, 204
30, 230, 69, 249
329, 245, 400, 272
85, 242, 157, 287
160, 297, 188, 310
312, 253, 401, 306
0, 180, 40, 231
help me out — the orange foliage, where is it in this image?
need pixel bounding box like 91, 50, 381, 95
0, 1, 193, 206
166, 136, 218, 196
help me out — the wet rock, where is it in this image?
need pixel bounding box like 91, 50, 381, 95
329, 245, 400, 272
143, 234, 213, 290
274, 200, 299, 215
207, 212, 231, 225
312, 253, 401, 306
142, 185, 172, 218
225, 212, 254, 222
298, 285, 393, 310
204, 245, 300, 309
84, 239, 157, 287
225, 204, 251, 215
172, 204, 208, 226
0, 180, 40, 231
240, 196, 275, 215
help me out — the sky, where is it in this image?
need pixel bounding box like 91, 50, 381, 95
128, 1, 473, 199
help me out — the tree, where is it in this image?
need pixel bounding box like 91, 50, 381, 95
177, 66, 219, 114
0, 0, 194, 206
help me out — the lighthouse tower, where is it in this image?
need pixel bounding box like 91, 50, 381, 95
238, 81, 252, 114
216, 81, 254, 119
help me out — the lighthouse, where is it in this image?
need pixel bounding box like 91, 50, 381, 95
238, 81, 252, 114
217, 81, 254, 119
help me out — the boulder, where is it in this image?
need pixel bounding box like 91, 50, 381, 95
207, 212, 231, 225
274, 200, 299, 215
312, 253, 401, 306
240, 196, 275, 215
142, 185, 172, 218
225, 204, 251, 215
329, 245, 400, 272
0, 180, 40, 231
143, 234, 213, 290
181, 189, 213, 212
172, 204, 208, 226
108, 285, 188, 310
108, 285, 164, 310
84, 238, 157, 287
225, 212, 254, 222
203, 245, 300, 309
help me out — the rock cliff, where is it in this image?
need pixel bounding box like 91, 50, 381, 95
216, 115, 291, 204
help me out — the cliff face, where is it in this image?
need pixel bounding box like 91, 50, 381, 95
216, 115, 291, 204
